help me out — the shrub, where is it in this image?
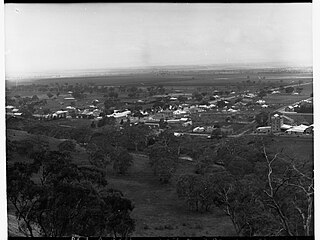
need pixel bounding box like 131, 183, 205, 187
58, 140, 76, 152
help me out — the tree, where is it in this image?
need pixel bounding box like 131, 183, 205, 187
260, 147, 314, 236
20, 107, 33, 118
72, 91, 84, 99
296, 87, 303, 94
217, 100, 226, 108
122, 124, 150, 151
258, 90, 267, 99
194, 147, 217, 175
148, 142, 178, 183
108, 91, 118, 99
88, 148, 111, 169
178, 95, 187, 103
7, 162, 40, 237
98, 117, 116, 127
101, 189, 135, 238
192, 92, 203, 102
255, 111, 269, 127
285, 87, 294, 94
177, 174, 216, 212
47, 92, 53, 98
111, 147, 133, 175
58, 140, 76, 152
42, 108, 51, 114
104, 99, 119, 114
176, 174, 204, 211
213, 137, 314, 236
32, 95, 39, 101
7, 150, 136, 237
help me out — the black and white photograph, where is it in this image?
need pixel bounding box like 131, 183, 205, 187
3, 2, 316, 238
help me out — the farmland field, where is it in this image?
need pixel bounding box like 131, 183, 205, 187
7, 67, 313, 88
263, 83, 313, 105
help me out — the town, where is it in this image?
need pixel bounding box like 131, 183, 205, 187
6, 74, 313, 139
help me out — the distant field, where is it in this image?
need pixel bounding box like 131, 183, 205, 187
263, 83, 312, 105
7, 68, 313, 88
270, 136, 313, 161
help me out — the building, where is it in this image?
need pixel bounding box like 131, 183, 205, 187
271, 114, 283, 133
55, 110, 68, 118
256, 126, 271, 134
285, 106, 295, 112
107, 110, 131, 124
286, 124, 309, 135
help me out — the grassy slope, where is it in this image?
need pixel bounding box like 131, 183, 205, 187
6, 130, 314, 237
106, 153, 235, 237
6, 130, 235, 237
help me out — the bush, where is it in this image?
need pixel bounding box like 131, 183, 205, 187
164, 224, 174, 230
58, 140, 76, 152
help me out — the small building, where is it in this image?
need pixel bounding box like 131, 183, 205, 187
285, 106, 295, 112
256, 126, 271, 134
280, 124, 293, 131
64, 97, 76, 101
193, 126, 205, 133
182, 121, 192, 127
286, 124, 309, 135
256, 100, 266, 105
55, 110, 68, 118
107, 110, 131, 124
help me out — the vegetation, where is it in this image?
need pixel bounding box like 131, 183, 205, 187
147, 131, 180, 183
176, 137, 313, 236
7, 148, 135, 237
58, 140, 76, 152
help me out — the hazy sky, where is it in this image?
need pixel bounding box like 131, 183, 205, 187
5, 3, 312, 76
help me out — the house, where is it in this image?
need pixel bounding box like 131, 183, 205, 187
256, 100, 266, 105
107, 110, 131, 124
153, 109, 173, 120
285, 106, 295, 112
280, 124, 293, 131
286, 124, 309, 135
256, 126, 271, 134
193, 127, 205, 133
173, 109, 188, 117
64, 97, 76, 101
182, 121, 193, 127
55, 110, 68, 118
5, 105, 15, 112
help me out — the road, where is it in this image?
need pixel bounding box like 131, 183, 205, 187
270, 81, 313, 92
208, 95, 237, 105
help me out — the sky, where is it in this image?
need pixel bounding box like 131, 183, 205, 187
5, 3, 313, 76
